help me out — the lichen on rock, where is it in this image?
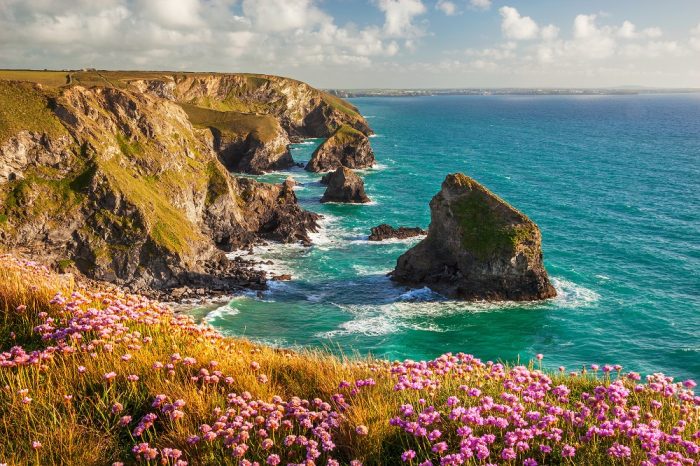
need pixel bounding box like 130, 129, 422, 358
392, 173, 556, 301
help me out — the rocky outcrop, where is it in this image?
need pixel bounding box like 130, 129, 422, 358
130, 73, 373, 138
0, 78, 320, 295
392, 173, 556, 301
305, 125, 375, 172
368, 224, 426, 241
320, 167, 370, 204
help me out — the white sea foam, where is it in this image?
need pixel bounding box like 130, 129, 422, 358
550, 277, 600, 308
204, 304, 240, 322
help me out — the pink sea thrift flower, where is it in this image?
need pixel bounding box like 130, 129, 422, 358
355, 425, 369, 435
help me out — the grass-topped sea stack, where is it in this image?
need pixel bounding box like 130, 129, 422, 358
305, 124, 375, 172
392, 173, 556, 301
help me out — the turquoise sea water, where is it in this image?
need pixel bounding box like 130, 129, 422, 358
198, 95, 700, 380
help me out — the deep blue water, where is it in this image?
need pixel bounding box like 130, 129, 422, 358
197, 94, 700, 380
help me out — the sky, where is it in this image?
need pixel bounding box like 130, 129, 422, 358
1, 0, 699, 88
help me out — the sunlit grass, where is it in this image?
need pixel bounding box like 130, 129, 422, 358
0, 254, 697, 465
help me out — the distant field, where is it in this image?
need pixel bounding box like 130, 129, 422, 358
0, 70, 70, 87
180, 103, 279, 142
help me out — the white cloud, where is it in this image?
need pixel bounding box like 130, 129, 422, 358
499, 6, 539, 40
470, 0, 492, 11
617, 20, 662, 39
377, 0, 427, 37
540, 24, 560, 41
241, 0, 327, 32
436, 0, 457, 16
690, 23, 700, 51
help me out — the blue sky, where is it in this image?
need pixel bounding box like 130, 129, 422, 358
1, 0, 699, 88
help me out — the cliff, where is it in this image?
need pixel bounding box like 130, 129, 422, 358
0, 74, 330, 294
392, 173, 557, 301
305, 124, 375, 172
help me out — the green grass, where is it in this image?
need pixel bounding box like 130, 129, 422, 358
179, 103, 280, 143
328, 124, 365, 145
449, 174, 538, 260
0, 80, 67, 144
98, 157, 202, 256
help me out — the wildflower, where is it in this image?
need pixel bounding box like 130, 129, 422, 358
32, 441, 42, 450
119, 415, 132, 427
355, 425, 369, 436
21, 396, 32, 405
251, 361, 260, 370
536, 353, 543, 361
608, 442, 631, 459
683, 379, 697, 389
561, 445, 576, 458
78, 366, 87, 374
127, 374, 139, 382
64, 395, 73, 402
402, 450, 416, 462
111, 402, 123, 414
103, 372, 117, 382
16, 305, 27, 313
266, 454, 281, 465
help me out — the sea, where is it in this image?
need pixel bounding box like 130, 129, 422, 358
194, 94, 700, 380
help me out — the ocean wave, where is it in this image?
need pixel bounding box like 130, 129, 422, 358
204, 303, 240, 322
550, 277, 600, 308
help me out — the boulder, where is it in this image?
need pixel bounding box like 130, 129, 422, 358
368, 224, 426, 241
392, 173, 556, 301
320, 167, 370, 204
305, 124, 375, 172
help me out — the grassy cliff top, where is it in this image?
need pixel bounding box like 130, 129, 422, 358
0, 69, 365, 122
328, 124, 365, 145
179, 103, 281, 143
0, 255, 696, 465
0, 80, 67, 144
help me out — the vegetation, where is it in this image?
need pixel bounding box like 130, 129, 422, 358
0, 255, 697, 465
448, 175, 538, 260
98, 156, 203, 256
0, 80, 67, 144
179, 104, 281, 144
328, 125, 365, 146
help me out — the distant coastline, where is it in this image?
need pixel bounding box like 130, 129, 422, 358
328, 87, 700, 98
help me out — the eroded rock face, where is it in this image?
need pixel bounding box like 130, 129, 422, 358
368, 224, 426, 241
212, 123, 294, 175
305, 125, 375, 172
0, 80, 320, 294
392, 173, 556, 301
320, 167, 370, 204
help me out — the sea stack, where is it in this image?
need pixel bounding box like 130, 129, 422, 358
320, 167, 370, 203
392, 173, 556, 301
306, 124, 375, 172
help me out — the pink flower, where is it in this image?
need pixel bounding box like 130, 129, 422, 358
111, 402, 123, 414
536, 353, 543, 361
355, 425, 369, 436
266, 454, 280, 465
683, 379, 697, 389
78, 366, 87, 374
250, 361, 260, 371
103, 372, 117, 382
402, 450, 416, 462
561, 445, 576, 458
31, 441, 42, 450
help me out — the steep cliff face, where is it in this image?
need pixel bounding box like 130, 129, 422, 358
392, 173, 556, 301
0, 78, 319, 293
128, 73, 372, 174
305, 125, 375, 172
